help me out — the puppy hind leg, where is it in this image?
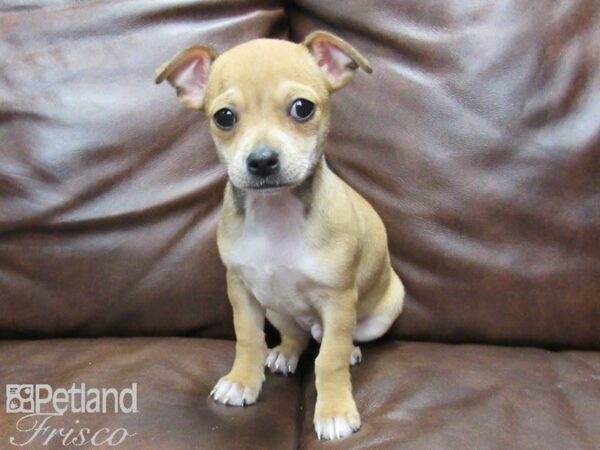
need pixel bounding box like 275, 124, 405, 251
265, 310, 310, 375
350, 346, 362, 366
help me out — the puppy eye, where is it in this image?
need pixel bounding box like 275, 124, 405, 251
213, 108, 236, 130
289, 98, 315, 122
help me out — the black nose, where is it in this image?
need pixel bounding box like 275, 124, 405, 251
246, 148, 280, 177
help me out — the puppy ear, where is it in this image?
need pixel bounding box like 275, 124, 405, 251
155, 46, 218, 110
303, 31, 372, 91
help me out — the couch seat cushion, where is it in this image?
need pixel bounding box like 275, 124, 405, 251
0, 338, 301, 450
299, 341, 600, 450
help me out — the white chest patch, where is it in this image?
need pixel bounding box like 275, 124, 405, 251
228, 190, 322, 330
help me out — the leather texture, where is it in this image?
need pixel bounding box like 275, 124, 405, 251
2, 0, 598, 347
1, 1, 599, 449
0, 0, 286, 339
0, 338, 301, 449
289, 0, 600, 349
0, 340, 597, 450
299, 342, 600, 450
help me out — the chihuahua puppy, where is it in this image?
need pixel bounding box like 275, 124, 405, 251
156, 31, 404, 440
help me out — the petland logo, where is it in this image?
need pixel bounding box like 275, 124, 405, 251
5, 383, 138, 447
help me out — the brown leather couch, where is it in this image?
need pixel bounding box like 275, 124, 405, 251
1, 1, 599, 449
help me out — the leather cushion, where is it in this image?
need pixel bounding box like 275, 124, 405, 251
0, 337, 301, 449
299, 341, 600, 449
289, 0, 600, 348
0, 0, 286, 339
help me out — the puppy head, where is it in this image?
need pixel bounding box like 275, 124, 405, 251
156, 31, 372, 191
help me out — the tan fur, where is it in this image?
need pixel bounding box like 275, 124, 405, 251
156, 32, 404, 440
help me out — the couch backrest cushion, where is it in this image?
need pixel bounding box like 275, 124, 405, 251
290, 0, 600, 349
2, 1, 599, 349
0, 0, 286, 339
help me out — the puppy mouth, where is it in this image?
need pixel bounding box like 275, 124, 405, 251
245, 179, 293, 192
232, 156, 322, 192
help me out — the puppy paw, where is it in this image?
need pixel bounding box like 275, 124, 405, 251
350, 346, 362, 366
314, 407, 361, 440
265, 345, 300, 375
210, 374, 262, 407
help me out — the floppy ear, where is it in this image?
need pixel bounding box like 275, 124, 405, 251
303, 31, 372, 91
155, 46, 218, 110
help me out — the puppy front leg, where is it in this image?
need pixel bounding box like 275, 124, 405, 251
313, 289, 360, 440
211, 270, 267, 406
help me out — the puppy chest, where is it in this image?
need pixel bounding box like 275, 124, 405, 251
227, 191, 321, 315
231, 232, 317, 313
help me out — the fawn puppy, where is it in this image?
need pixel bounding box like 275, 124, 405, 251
156, 31, 404, 440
